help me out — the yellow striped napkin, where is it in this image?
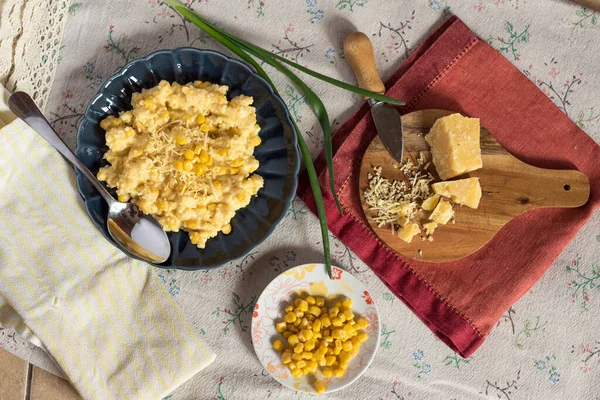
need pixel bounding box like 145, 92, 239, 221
0, 86, 215, 399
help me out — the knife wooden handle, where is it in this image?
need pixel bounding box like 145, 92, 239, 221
343, 32, 385, 99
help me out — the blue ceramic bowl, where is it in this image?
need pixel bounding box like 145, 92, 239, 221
76, 48, 300, 270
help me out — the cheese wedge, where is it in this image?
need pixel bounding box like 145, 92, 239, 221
432, 177, 482, 209
425, 113, 482, 180
421, 194, 440, 211
398, 221, 421, 243
429, 199, 454, 225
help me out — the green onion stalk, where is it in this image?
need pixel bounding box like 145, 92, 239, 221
163, 0, 403, 278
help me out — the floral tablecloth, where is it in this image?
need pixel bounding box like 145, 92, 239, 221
2, 1, 600, 399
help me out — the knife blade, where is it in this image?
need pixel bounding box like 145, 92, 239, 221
369, 99, 404, 164
343, 32, 405, 164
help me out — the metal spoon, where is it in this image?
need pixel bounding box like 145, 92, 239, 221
8, 92, 171, 264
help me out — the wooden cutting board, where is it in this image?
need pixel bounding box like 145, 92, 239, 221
358, 109, 591, 263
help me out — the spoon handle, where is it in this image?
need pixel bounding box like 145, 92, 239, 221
8, 92, 116, 206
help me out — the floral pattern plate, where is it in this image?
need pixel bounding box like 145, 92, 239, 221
251, 264, 380, 394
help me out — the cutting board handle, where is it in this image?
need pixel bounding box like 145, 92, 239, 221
481, 156, 590, 214
343, 32, 385, 98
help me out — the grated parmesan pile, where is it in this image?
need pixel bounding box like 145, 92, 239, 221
363, 153, 434, 235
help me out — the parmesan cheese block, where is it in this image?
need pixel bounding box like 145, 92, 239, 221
432, 177, 482, 209
429, 199, 454, 225
425, 113, 482, 180
398, 221, 421, 243
421, 194, 440, 211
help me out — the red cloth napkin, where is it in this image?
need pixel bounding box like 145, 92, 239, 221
298, 16, 600, 357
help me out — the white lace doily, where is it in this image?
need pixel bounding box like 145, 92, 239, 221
0, 0, 69, 111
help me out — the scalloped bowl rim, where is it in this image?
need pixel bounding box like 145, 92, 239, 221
75, 47, 300, 270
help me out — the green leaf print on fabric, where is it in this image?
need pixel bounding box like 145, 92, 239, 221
488, 21, 530, 61
211, 377, 228, 400
571, 7, 597, 36
103, 25, 141, 66
443, 353, 470, 369
576, 107, 600, 130
515, 316, 547, 349
68, 2, 82, 16
213, 293, 256, 334
336, 0, 367, 12
566, 255, 600, 311
380, 324, 396, 349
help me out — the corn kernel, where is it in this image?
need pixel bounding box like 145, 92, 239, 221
296, 360, 306, 369
320, 316, 331, 328
334, 302, 342, 309
304, 339, 316, 351
300, 329, 313, 341
305, 314, 315, 322
183, 149, 195, 160
295, 310, 304, 318
291, 368, 302, 378
200, 123, 211, 132
212, 180, 222, 189
291, 353, 302, 361
294, 344, 304, 354
313, 319, 321, 333
221, 224, 232, 235
117, 194, 130, 202
142, 98, 155, 109
334, 368, 345, 378
207, 203, 217, 211
229, 167, 240, 175
216, 148, 228, 157
338, 313, 346, 323
187, 220, 199, 230
206, 155, 214, 166
356, 318, 368, 330
183, 113, 193, 122
284, 312, 297, 323
342, 340, 353, 352
292, 320, 301, 328
302, 367, 310, 375
304, 295, 315, 305
322, 367, 333, 378
273, 340, 284, 352
339, 350, 350, 363
314, 331, 322, 340
326, 347, 334, 355
329, 307, 339, 317
194, 163, 207, 176
343, 323, 354, 336
325, 356, 336, 366
175, 134, 188, 145
297, 300, 308, 312
315, 297, 325, 307
331, 317, 343, 327
287, 334, 299, 346
332, 329, 346, 340
357, 333, 368, 343
343, 309, 354, 320
282, 352, 292, 364
251, 136, 262, 147
199, 150, 210, 163
183, 160, 194, 171
194, 144, 203, 155
342, 298, 353, 309
283, 331, 293, 339
299, 318, 309, 330
285, 305, 294, 313
308, 306, 321, 317
195, 115, 206, 125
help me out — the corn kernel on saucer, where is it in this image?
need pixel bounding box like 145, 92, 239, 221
251, 264, 380, 394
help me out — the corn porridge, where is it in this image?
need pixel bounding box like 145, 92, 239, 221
97, 80, 264, 248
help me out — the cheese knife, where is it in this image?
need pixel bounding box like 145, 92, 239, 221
343, 32, 404, 164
